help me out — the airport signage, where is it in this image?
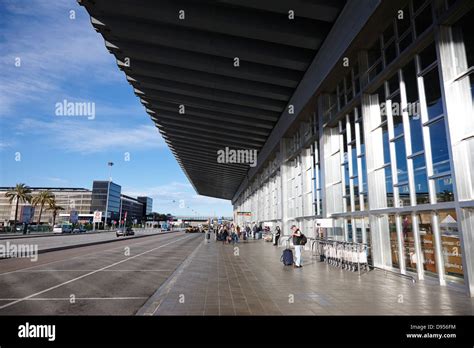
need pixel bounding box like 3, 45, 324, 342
19, 206, 35, 224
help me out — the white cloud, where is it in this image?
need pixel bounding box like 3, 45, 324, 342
17, 118, 166, 154
0, 0, 122, 116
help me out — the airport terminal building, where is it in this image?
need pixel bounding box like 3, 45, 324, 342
81, 0, 474, 296
232, 0, 474, 295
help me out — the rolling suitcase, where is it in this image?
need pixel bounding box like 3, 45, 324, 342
281, 239, 294, 266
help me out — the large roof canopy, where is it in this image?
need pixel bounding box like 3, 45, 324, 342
80, 0, 347, 199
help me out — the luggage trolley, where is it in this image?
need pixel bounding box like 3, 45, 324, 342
314, 239, 370, 276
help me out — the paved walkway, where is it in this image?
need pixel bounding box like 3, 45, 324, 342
140, 238, 474, 315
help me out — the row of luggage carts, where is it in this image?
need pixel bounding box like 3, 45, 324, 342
310, 239, 370, 275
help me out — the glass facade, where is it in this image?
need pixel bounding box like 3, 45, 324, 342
234, 0, 474, 295
91, 181, 122, 223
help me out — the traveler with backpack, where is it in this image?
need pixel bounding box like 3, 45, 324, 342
291, 225, 307, 268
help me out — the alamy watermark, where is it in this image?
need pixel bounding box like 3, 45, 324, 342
55, 99, 95, 120
0, 242, 38, 262
217, 147, 257, 167
380, 101, 421, 119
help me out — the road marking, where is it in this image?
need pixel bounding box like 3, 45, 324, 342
0, 297, 148, 301
12, 269, 175, 272
0, 235, 189, 310
0, 232, 183, 276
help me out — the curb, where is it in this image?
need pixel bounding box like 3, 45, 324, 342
136, 236, 203, 315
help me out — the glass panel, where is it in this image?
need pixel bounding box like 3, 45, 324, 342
439, 210, 464, 280
423, 67, 444, 120
344, 163, 350, 195
457, 9, 474, 67
365, 216, 373, 265
397, 5, 411, 36
401, 214, 417, 272
413, 0, 427, 13
385, 166, 394, 207
435, 176, 454, 202
429, 119, 451, 174
383, 23, 395, 44
409, 114, 424, 153
399, 184, 410, 207
377, 87, 387, 124
392, 94, 403, 137
413, 155, 429, 204
419, 42, 437, 70
351, 146, 358, 177
388, 74, 400, 96
395, 137, 408, 183
418, 212, 437, 276
382, 125, 391, 164
414, 3, 432, 36
384, 41, 397, 66
354, 177, 360, 211
403, 60, 419, 104
389, 215, 400, 269
368, 39, 382, 67
399, 30, 413, 52
361, 156, 368, 193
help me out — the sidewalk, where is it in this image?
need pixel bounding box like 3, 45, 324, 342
139, 238, 474, 315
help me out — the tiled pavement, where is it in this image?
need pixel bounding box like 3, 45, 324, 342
141, 238, 474, 315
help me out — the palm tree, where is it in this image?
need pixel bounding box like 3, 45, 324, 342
32, 190, 54, 225
4, 183, 32, 228
47, 199, 64, 228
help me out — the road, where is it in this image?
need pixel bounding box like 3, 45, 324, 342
0, 232, 203, 315
0, 228, 168, 253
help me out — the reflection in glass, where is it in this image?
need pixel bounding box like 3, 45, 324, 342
389, 215, 399, 269
435, 176, 454, 202
409, 114, 424, 153
439, 210, 463, 280
413, 155, 429, 204
429, 119, 451, 174
399, 184, 410, 207
385, 166, 394, 207
423, 67, 444, 120
418, 212, 437, 276
395, 137, 408, 183
401, 214, 417, 272
382, 125, 390, 164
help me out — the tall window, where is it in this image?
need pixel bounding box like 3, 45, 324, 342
418, 43, 454, 203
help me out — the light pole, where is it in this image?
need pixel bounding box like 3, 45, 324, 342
104, 161, 114, 230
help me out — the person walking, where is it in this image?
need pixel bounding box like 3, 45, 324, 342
273, 226, 281, 246
291, 225, 303, 268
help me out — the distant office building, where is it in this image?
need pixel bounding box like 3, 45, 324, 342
121, 195, 145, 224
90, 181, 121, 225
137, 196, 153, 217
1, 182, 154, 227
0, 187, 92, 225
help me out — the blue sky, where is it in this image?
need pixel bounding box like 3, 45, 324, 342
0, 0, 232, 217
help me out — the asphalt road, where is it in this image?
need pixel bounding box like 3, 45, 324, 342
0, 228, 169, 253
0, 232, 203, 315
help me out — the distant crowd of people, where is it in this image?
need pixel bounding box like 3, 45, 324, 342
209, 223, 304, 268
212, 222, 281, 246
